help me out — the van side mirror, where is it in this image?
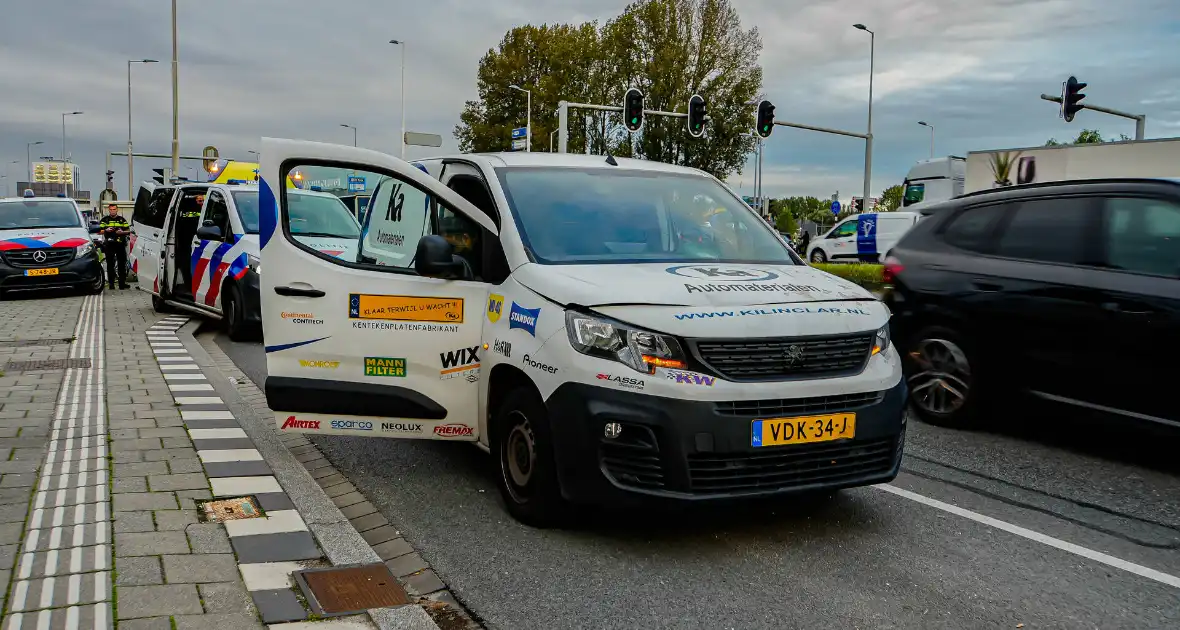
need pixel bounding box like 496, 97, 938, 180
195, 225, 222, 241
88, 222, 101, 234
414, 235, 471, 280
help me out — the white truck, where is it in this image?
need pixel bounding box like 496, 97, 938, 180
902, 137, 1180, 208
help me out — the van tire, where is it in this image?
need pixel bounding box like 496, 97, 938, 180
491, 386, 566, 528
810, 249, 827, 263
151, 294, 170, 313
223, 282, 255, 341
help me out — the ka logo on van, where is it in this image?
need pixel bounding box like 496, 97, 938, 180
665, 265, 778, 282
508, 302, 540, 337
487, 294, 504, 323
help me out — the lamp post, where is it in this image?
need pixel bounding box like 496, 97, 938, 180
26, 141, 43, 182
170, 0, 180, 178
854, 23, 875, 209
918, 121, 935, 159
508, 84, 532, 152
389, 39, 407, 158
128, 58, 159, 197
340, 124, 358, 147
61, 112, 83, 197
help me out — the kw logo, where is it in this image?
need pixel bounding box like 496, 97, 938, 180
667, 371, 715, 386
384, 183, 405, 222
281, 417, 320, 430
298, 360, 339, 369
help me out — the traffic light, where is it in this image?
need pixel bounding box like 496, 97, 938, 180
1061, 76, 1087, 123
152, 168, 165, 185
623, 88, 644, 133
756, 100, 775, 138
687, 94, 707, 138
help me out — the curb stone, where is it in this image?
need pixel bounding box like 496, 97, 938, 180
180, 325, 469, 630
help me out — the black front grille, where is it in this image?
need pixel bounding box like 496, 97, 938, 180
692, 333, 873, 381
715, 391, 885, 417
687, 437, 897, 494
3, 248, 75, 269
600, 425, 665, 490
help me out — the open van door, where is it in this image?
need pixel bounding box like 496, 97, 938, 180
258, 138, 498, 441
130, 183, 173, 295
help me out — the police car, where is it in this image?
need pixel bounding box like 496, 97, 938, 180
258, 139, 906, 526
130, 180, 358, 339
0, 192, 104, 295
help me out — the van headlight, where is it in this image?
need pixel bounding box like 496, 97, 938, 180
871, 323, 891, 356
75, 242, 94, 257
566, 310, 687, 374
248, 254, 261, 276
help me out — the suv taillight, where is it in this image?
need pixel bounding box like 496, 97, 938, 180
882, 256, 904, 285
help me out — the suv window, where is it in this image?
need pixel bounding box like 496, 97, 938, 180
996, 198, 1095, 265
133, 188, 171, 229
940, 204, 1002, 252
1103, 196, 1180, 278
203, 192, 231, 241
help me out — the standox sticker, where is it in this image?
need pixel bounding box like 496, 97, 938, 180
281, 417, 320, 430
508, 302, 540, 336
434, 424, 474, 438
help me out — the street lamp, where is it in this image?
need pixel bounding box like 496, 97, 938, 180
854, 23, 875, 209
918, 121, 935, 159
389, 39, 407, 158
247, 150, 258, 159
340, 124, 358, 147
170, 0, 180, 178
508, 84, 532, 152
26, 141, 43, 181
128, 58, 159, 197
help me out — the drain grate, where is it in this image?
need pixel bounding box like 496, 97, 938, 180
0, 338, 74, 348
5, 358, 91, 371
200, 497, 263, 522
294, 563, 409, 616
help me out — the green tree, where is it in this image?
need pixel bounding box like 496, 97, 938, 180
1044, 128, 1116, 146
773, 208, 797, 234
454, 0, 761, 180
877, 184, 903, 211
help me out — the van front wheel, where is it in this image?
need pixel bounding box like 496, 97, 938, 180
492, 387, 565, 528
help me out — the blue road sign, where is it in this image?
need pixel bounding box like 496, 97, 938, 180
830, 200, 841, 215
511, 127, 528, 139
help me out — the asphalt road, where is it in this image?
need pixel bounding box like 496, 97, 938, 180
214, 331, 1180, 629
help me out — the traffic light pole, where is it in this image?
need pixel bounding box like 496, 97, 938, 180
1039, 94, 1146, 140
556, 101, 690, 154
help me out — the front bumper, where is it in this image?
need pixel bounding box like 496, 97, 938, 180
0, 251, 103, 292
546, 377, 907, 504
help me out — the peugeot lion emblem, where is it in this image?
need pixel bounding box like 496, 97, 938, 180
784, 345, 804, 367
32, 251, 47, 263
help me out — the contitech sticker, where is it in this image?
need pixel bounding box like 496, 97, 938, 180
281, 417, 320, 430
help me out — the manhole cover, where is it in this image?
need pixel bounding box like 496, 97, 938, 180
0, 338, 73, 348
200, 497, 262, 522
294, 563, 409, 616
5, 358, 91, 371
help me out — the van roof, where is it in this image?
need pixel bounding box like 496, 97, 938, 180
471, 152, 710, 176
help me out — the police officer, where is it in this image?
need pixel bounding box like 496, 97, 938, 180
99, 204, 131, 289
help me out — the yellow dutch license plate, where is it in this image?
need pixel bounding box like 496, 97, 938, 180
24, 268, 59, 277
751, 413, 856, 447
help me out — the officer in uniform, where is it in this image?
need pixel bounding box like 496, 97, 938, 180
99, 203, 131, 289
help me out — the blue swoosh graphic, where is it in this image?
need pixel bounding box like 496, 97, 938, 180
265, 337, 330, 353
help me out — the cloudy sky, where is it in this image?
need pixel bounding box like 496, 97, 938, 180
2, 0, 1178, 204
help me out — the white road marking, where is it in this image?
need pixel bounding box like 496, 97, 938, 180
198, 449, 263, 463
169, 383, 214, 391
159, 364, 201, 371
174, 396, 223, 405
210, 475, 282, 496
153, 349, 188, 355
163, 373, 206, 381
156, 356, 195, 363
237, 561, 306, 591
877, 484, 1180, 589
181, 410, 235, 421
189, 428, 248, 441
224, 510, 308, 537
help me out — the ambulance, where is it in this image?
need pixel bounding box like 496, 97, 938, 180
258, 138, 906, 527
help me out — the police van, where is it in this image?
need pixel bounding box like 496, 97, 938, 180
259, 138, 907, 526
806, 211, 921, 264
0, 193, 104, 295
130, 180, 358, 338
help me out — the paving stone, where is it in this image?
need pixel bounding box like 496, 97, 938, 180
199, 581, 256, 614
113, 476, 149, 493
162, 553, 239, 583
339, 501, 377, 520
154, 509, 200, 531
168, 458, 206, 474
373, 537, 414, 561
331, 491, 366, 509
116, 618, 174, 630
251, 588, 309, 623
118, 583, 203, 618
115, 461, 170, 477
186, 522, 232, 553
116, 531, 190, 556
385, 551, 429, 578
403, 568, 446, 595
174, 612, 264, 630
176, 488, 212, 502
323, 482, 357, 499
148, 472, 209, 491
139, 427, 189, 439
116, 556, 164, 586
359, 522, 397, 543
231, 531, 321, 564
0, 522, 24, 545
114, 510, 156, 533
115, 492, 180, 511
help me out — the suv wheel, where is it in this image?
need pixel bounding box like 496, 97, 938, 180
904, 325, 983, 427
492, 386, 566, 528
810, 249, 827, 263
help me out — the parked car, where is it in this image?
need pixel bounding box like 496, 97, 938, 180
883, 178, 1180, 430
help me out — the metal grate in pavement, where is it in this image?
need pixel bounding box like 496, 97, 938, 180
0, 337, 73, 348
201, 496, 264, 522
5, 358, 91, 371
294, 563, 410, 616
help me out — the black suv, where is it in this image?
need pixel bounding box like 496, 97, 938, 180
883, 178, 1180, 430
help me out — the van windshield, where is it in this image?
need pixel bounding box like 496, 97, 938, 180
902, 182, 925, 207
0, 200, 82, 230
233, 191, 360, 238
495, 167, 797, 265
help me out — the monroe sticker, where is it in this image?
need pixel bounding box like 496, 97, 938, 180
349, 293, 464, 324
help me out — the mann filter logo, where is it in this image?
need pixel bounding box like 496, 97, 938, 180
281, 417, 320, 430
298, 360, 339, 369
364, 357, 406, 377
349, 293, 464, 323
487, 293, 504, 323
508, 302, 540, 336
434, 424, 474, 437
440, 346, 479, 380
666, 265, 779, 282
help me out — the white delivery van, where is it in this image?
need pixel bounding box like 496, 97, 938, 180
130, 180, 357, 338
258, 139, 907, 526
0, 195, 104, 295
806, 211, 921, 264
